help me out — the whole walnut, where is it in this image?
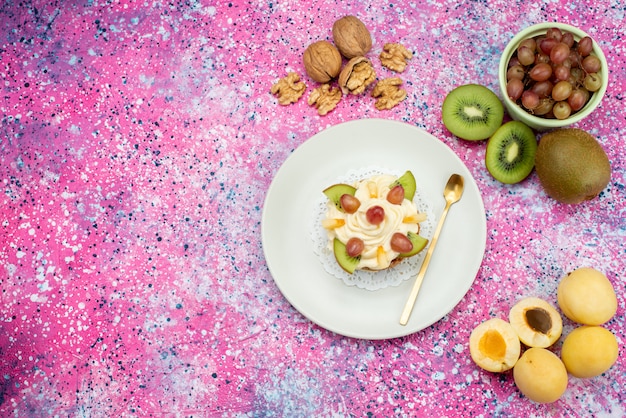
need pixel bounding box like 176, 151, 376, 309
332, 16, 372, 59
302, 41, 342, 83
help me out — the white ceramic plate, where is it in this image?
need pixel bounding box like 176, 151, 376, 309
262, 119, 486, 340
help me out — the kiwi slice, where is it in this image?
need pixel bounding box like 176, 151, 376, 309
398, 232, 428, 258
485, 121, 537, 184
333, 238, 360, 274
389, 170, 417, 201
442, 84, 504, 141
323, 183, 357, 211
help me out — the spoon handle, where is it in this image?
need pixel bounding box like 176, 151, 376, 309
399, 200, 452, 325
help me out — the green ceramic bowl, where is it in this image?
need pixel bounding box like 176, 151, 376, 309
499, 23, 608, 131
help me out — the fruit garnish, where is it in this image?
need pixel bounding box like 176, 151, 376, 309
323, 183, 357, 212
398, 231, 428, 257
332, 238, 360, 274
340, 194, 361, 214
390, 232, 413, 253
345, 237, 364, 257
366, 181, 377, 198
321, 218, 345, 229
389, 170, 417, 201
376, 246, 386, 266
366, 205, 385, 225
403, 213, 427, 224
386, 184, 405, 204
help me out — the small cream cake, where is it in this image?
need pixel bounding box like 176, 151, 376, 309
322, 172, 428, 273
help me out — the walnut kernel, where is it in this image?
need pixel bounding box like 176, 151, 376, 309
380, 43, 413, 73
270, 72, 306, 105
371, 77, 407, 110
308, 84, 342, 115
332, 16, 373, 59
338, 57, 376, 95
302, 41, 342, 83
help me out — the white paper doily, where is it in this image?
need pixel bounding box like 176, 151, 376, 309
310, 166, 436, 291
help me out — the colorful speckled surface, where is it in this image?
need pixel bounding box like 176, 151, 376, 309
1, 0, 625, 416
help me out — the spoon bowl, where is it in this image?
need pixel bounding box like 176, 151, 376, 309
444, 174, 464, 205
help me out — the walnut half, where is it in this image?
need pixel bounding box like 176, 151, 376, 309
380, 43, 413, 73
371, 77, 407, 110
308, 84, 342, 115
338, 57, 376, 95
270, 72, 306, 105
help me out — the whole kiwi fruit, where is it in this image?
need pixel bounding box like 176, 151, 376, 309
535, 128, 611, 204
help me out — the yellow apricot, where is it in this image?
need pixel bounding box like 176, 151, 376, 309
469, 318, 520, 373
557, 267, 617, 325
513, 347, 568, 403
509, 297, 562, 348
561, 325, 618, 378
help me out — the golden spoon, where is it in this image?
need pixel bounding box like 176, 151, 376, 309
400, 173, 465, 326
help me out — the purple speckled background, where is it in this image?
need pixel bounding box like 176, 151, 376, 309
1, 0, 625, 416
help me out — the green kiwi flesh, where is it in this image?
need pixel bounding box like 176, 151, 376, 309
333, 238, 360, 274
399, 232, 428, 258
323, 183, 356, 211
485, 121, 537, 184
442, 84, 504, 141
389, 170, 417, 201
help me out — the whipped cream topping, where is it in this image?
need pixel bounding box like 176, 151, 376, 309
324, 174, 424, 270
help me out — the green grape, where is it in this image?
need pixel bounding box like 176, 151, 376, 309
517, 46, 535, 66
534, 98, 555, 116
552, 81, 573, 102
583, 73, 602, 92
507, 65, 525, 81
553, 101, 572, 120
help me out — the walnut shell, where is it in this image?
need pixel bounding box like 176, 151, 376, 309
332, 16, 372, 59
302, 41, 342, 83
338, 56, 376, 95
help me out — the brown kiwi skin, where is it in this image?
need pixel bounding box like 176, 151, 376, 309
535, 128, 611, 204
485, 121, 537, 184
